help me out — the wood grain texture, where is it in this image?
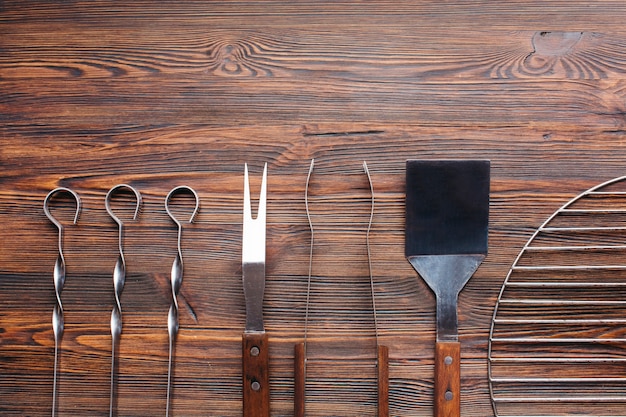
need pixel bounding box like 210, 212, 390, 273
2, 1, 626, 416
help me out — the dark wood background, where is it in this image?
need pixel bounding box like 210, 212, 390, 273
2, 1, 626, 416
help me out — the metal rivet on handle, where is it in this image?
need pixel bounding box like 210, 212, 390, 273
250, 346, 260, 357
251, 381, 261, 391
445, 390, 454, 401
444, 356, 453, 366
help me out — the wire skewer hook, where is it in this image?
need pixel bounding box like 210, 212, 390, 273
164, 185, 199, 417
44, 187, 81, 417
105, 184, 141, 417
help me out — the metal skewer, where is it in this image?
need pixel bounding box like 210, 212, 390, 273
105, 184, 141, 417
363, 161, 389, 417
44, 187, 81, 417
294, 159, 315, 417
164, 186, 199, 417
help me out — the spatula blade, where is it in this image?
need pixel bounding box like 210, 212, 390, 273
405, 159, 489, 257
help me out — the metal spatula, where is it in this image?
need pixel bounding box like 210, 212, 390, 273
405, 160, 490, 417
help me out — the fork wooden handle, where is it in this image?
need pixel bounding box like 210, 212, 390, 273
434, 341, 460, 417
243, 332, 270, 417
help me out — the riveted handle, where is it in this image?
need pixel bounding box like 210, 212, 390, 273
435, 341, 461, 417
243, 332, 270, 417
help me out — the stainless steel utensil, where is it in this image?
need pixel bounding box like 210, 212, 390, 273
164, 186, 199, 417
105, 184, 141, 417
242, 163, 270, 417
405, 160, 490, 417
44, 187, 81, 417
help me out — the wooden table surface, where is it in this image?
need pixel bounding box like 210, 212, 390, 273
2, 1, 626, 416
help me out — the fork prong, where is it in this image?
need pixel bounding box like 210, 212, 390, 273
244, 163, 251, 221
242, 163, 267, 264
258, 163, 267, 223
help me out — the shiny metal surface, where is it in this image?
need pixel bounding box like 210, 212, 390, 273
105, 184, 141, 417
242, 163, 267, 332
44, 187, 81, 417
408, 254, 485, 341
164, 185, 199, 417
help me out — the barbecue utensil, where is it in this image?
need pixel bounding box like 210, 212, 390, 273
164, 186, 199, 417
105, 184, 142, 417
242, 163, 270, 417
405, 160, 489, 417
363, 161, 390, 417
44, 187, 81, 417
294, 160, 388, 417
293, 159, 315, 417
489, 175, 626, 417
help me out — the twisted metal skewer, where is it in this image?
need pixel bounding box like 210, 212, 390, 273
105, 184, 141, 417
44, 187, 81, 417
164, 186, 199, 417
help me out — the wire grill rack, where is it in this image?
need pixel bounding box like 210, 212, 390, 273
489, 175, 626, 417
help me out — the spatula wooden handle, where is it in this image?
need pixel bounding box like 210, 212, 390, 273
434, 341, 460, 417
243, 332, 270, 417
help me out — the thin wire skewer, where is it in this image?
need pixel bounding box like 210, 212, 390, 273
44, 187, 81, 417
105, 184, 141, 417
164, 186, 199, 417
363, 162, 378, 342
303, 159, 315, 353
294, 159, 315, 417
363, 161, 389, 417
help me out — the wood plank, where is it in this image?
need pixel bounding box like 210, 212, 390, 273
3, 1, 626, 415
